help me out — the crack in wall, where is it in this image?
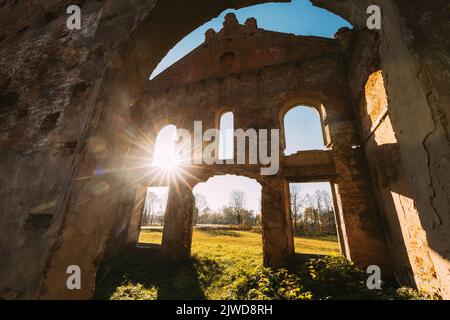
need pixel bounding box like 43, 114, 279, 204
423, 90, 443, 228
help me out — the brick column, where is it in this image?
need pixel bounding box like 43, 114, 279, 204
125, 184, 147, 245
260, 177, 294, 268
161, 181, 194, 260
331, 120, 392, 272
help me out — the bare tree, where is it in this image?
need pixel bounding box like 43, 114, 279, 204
194, 192, 207, 225
290, 184, 304, 230
317, 190, 336, 234
305, 192, 320, 234
158, 190, 168, 225
302, 190, 336, 235
322, 191, 334, 216
145, 191, 158, 225
229, 190, 247, 226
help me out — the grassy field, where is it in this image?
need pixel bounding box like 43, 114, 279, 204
95, 229, 431, 300
94, 229, 339, 299
94, 229, 337, 299
139, 229, 339, 272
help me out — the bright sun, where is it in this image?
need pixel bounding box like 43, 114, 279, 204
156, 154, 180, 171
152, 125, 181, 171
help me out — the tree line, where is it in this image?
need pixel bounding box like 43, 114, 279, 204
141, 184, 337, 236
193, 190, 257, 226
290, 184, 336, 236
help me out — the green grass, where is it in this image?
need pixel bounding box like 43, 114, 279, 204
95, 229, 339, 300
139, 229, 339, 273
94, 229, 435, 300
95, 229, 337, 299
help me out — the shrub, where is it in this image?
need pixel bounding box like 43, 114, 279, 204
301, 256, 385, 300
301, 256, 440, 300
110, 283, 157, 300
391, 287, 440, 300
230, 266, 312, 300
225, 256, 438, 300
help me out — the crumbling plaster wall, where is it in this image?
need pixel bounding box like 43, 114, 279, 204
337, 0, 450, 296
393, 0, 450, 298
0, 0, 162, 299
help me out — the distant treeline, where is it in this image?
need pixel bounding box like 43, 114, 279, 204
141, 186, 337, 236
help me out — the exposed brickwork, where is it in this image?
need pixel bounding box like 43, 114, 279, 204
133, 15, 391, 272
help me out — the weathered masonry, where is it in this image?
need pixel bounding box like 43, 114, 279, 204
0, 0, 449, 300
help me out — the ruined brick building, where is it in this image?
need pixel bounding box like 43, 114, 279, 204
0, 0, 449, 299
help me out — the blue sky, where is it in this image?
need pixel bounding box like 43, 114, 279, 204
150, 0, 351, 79
148, 0, 349, 213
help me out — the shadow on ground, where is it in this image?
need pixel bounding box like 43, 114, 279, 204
94, 245, 221, 300
93, 246, 417, 300
285, 253, 327, 273
197, 229, 242, 237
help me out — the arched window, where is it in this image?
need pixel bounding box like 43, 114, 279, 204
218, 112, 234, 160
283, 106, 325, 155
152, 125, 178, 168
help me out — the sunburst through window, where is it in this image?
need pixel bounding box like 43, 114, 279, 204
152, 125, 181, 171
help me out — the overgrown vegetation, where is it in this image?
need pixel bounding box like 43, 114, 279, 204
111, 283, 158, 300
94, 230, 437, 300
226, 256, 437, 300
